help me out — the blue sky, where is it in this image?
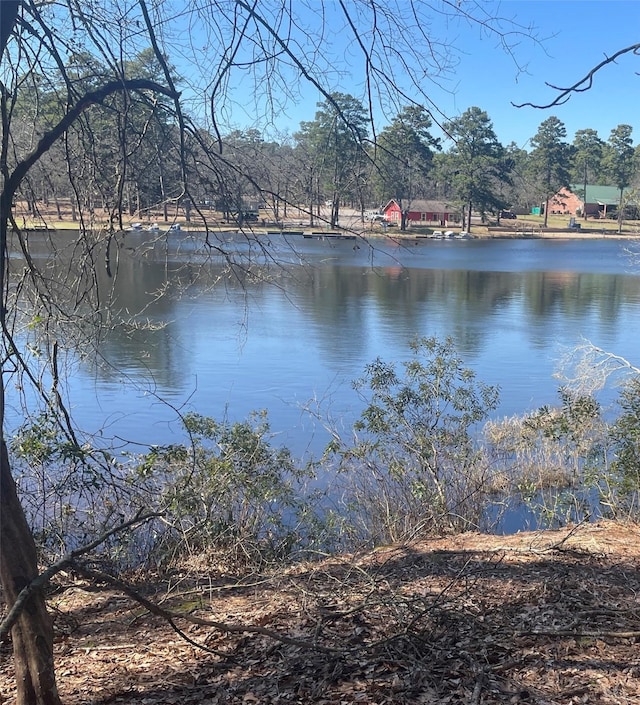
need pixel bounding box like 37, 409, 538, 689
212, 0, 640, 150
436, 0, 640, 148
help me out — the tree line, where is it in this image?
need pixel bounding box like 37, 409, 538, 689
12, 51, 640, 234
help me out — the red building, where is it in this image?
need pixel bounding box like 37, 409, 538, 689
547, 185, 636, 218
382, 199, 456, 225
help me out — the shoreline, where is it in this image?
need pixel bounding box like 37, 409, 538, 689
15, 223, 640, 241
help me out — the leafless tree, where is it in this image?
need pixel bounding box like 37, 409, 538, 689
0, 2, 543, 703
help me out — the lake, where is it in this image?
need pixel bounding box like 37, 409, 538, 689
10, 230, 640, 460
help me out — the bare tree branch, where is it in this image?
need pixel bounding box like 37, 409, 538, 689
513, 43, 640, 109
555, 338, 640, 395
3, 78, 179, 203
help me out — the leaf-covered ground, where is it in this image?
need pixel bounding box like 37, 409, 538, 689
2, 520, 640, 704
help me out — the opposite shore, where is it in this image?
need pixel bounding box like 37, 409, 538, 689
13, 204, 640, 241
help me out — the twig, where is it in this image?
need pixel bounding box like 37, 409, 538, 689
470, 673, 484, 705
541, 517, 589, 553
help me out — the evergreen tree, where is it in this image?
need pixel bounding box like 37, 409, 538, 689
441, 107, 506, 232
572, 129, 604, 220
501, 142, 535, 214
372, 106, 440, 230
528, 116, 571, 227
295, 93, 369, 227
603, 124, 635, 232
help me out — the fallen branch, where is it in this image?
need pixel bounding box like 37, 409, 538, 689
519, 629, 640, 640
0, 510, 161, 639
541, 517, 589, 552
70, 561, 343, 654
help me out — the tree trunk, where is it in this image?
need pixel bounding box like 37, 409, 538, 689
158, 148, 168, 223
0, 188, 60, 703
0, 442, 61, 705
618, 188, 624, 234
543, 197, 549, 228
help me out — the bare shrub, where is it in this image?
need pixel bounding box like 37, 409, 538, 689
485, 388, 608, 526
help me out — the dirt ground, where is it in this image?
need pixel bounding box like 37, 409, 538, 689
2, 520, 640, 704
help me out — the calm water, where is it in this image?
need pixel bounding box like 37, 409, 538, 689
10, 231, 640, 459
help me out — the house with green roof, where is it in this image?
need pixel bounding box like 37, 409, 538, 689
548, 185, 638, 219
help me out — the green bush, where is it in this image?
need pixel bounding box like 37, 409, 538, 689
11, 411, 127, 559
603, 376, 640, 517
137, 410, 317, 567
16, 356, 640, 572
12, 408, 323, 570
324, 336, 500, 544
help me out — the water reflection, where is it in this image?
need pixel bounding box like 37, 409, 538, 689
9, 230, 640, 451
